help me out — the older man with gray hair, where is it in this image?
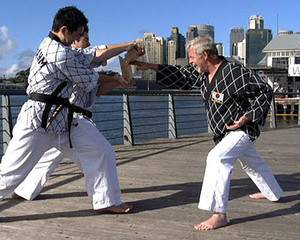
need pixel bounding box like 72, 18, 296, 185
131, 36, 283, 230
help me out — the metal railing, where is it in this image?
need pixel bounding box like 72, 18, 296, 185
1, 89, 299, 158
0, 89, 208, 157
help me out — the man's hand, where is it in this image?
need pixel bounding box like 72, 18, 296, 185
118, 76, 135, 88
226, 115, 251, 131
125, 40, 145, 53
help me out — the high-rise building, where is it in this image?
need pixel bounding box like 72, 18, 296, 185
246, 15, 272, 67
237, 39, 246, 65
167, 40, 176, 65
249, 15, 264, 30
186, 24, 214, 42
132, 33, 166, 81
187, 25, 198, 42
230, 27, 244, 56
167, 27, 186, 65
215, 43, 224, 56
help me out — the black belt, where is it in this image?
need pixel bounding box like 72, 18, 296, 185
29, 92, 92, 148
213, 132, 228, 145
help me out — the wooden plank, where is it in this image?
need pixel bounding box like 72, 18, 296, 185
0, 128, 299, 240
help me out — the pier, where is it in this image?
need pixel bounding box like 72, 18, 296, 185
0, 126, 299, 240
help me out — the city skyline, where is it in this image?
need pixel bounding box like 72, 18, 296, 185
1, 0, 299, 77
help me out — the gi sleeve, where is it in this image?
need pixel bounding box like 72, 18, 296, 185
156, 64, 203, 90
73, 46, 108, 68
244, 71, 273, 125
73, 47, 95, 67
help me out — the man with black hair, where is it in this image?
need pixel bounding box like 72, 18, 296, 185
0, 6, 137, 213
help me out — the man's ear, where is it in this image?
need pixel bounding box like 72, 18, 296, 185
202, 50, 209, 60
60, 26, 68, 35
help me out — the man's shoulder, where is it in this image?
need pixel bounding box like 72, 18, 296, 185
40, 38, 74, 62
223, 59, 251, 75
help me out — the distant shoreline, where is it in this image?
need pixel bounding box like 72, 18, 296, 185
0, 84, 25, 90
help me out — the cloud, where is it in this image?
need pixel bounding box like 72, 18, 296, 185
138, 29, 148, 35
0, 50, 35, 78
17, 50, 35, 68
0, 25, 17, 60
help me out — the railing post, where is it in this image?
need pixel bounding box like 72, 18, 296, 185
298, 99, 300, 126
123, 94, 134, 145
168, 94, 177, 139
269, 95, 277, 128
2, 95, 13, 154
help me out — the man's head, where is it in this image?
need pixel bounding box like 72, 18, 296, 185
72, 25, 91, 49
186, 37, 218, 72
52, 6, 88, 46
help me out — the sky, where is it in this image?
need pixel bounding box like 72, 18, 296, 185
0, 0, 299, 78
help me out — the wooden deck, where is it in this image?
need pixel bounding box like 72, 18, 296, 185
0, 127, 299, 240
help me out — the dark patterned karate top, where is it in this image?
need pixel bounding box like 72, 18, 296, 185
24, 32, 99, 134
156, 59, 273, 141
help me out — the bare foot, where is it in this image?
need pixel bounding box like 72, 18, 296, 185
249, 193, 266, 199
96, 203, 133, 214
194, 213, 228, 231
11, 192, 24, 200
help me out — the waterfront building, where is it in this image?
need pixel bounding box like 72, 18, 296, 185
249, 15, 264, 30
167, 27, 186, 66
230, 27, 244, 56
175, 58, 188, 66
246, 15, 272, 68
132, 33, 166, 83
186, 24, 214, 42
168, 27, 186, 58
263, 31, 300, 91
215, 43, 224, 56
167, 40, 176, 65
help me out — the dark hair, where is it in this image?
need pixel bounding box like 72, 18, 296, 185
52, 6, 88, 33
84, 25, 89, 33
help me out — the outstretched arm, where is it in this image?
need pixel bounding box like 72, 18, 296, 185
96, 82, 120, 96
131, 61, 202, 90
130, 61, 159, 71
93, 41, 144, 65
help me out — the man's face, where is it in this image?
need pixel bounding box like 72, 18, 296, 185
73, 31, 91, 48
189, 47, 206, 72
64, 26, 85, 46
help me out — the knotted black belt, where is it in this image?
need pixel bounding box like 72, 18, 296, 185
213, 131, 230, 145
29, 92, 92, 148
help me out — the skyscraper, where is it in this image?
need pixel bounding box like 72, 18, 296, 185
186, 25, 215, 42
249, 15, 264, 30
167, 27, 186, 65
215, 43, 224, 56
230, 27, 244, 56
132, 33, 166, 81
187, 25, 198, 42
246, 15, 272, 67
167, 40, 176, 65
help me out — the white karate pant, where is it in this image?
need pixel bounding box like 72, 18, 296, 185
0, 113, 122, 210
14, 148, 64, 200
198, 130, 283, 213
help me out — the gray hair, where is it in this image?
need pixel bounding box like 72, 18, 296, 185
186, 36, 218, 58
